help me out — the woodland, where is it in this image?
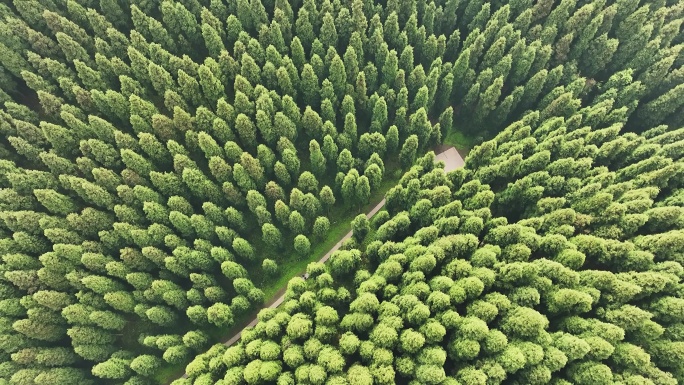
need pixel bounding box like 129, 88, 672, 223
0, 0, 683, 384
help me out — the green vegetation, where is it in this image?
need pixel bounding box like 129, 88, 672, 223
175, 121, 684, 385
0, 0, 682, 384
442, 130, 476, 154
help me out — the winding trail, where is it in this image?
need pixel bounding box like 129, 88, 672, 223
178, 147, 464, 379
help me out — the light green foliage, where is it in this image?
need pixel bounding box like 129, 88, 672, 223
294, 234, 311, 257
0, 0, 682, 383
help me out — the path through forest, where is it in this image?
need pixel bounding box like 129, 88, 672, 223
179, 146, 464, 379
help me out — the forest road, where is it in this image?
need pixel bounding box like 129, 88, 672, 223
179, 146, 464, 379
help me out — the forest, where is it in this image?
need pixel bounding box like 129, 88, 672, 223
0, 0, 682, 384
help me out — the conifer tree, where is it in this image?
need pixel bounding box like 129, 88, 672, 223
329, 54, 347, 101
320, 13, 338, 50
310, 139, 327, 177
400, 135, 419, 168
300, 64, 320, 107
295, 9, 315, 51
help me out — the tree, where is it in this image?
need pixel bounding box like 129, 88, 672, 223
386, 125, 399, 154
320, 13, 338, 49
207, 302, 234, 327
298, 171, 319, 194
364, 163, 383, 189
262, 223, 283, 248
202, 23, 226, 57
130, 355, 163, 377
329, 54, 347, 100
320, 186, 336, 213
355, 175, 371, 205
295, 8, 314, 50
294, 234, 311, 257
637, 83, 684, 126
313, 216, 330, 239
235, 113, 257, 150
359, 133, 387, 159
281, 149, 301, 177
409, 108, 432, 147
302, 106, 324, 139
308, 139, 327, 177
146, 306, 177, 326
92, 356, 131, 379
300, 63, 319, 108
474, 76, 504, 124
232, 237, 255, 260
289, 210, 306, 235
241, 53, 261, 85
371, 97, 388, 133
262, 259, 278, 276
274, 161, 292, 186
355, 71, 369, 109
352, 214, 370, 241
438, 107, 454, 139
400, 135, 419, 168
34, 189, 77, 215
341, 169, 359, 204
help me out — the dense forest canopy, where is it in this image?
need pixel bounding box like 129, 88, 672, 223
0, 0, 682, 384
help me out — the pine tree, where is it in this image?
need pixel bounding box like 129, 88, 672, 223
382, 126, 398, 155
295, 8, 315, 51
302, 107, 324, 140
355, 175, 371, 205
637, 83, 684, 127
320, 78, 337, 109
320, 13, 338, 49
400, 135, 419, 168
580, 34, 618, 77
329, 54, 347, 100
355, 71, 369, 110
309, 139, 327, 177
342, 47, 360, 86
233, 113, 256, 150
438, 107, 454, 140
349, 31, 365, 65
300, 64, 320, 107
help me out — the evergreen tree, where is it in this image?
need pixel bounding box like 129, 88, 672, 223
310, 139, 327, 177
235, 113, 257, 149
355, 175, 371, 205
300, 64, 320, 107
202, 23, 226, 57
371, 97, 388, 133
295, 9, 315, 51
320, 13, 338, 49
400, 135, 419, 168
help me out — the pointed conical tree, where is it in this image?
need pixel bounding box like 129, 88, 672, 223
300, 64, 320, 107
202, 23, 226, 57
474, 76, 504, 124
295, 8, 315, 51
235, 113, 257, 150
310, 139, 327, 177
320, 12, 338, 49
329, 54, 347, 101
637, 83, 684, 127
351, 0, 368, 35
241, 53, 262, 86
400, 135, 419, 169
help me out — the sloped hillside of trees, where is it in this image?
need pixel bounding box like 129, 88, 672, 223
178, 114, 684, 385
0, 0, 682, 384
